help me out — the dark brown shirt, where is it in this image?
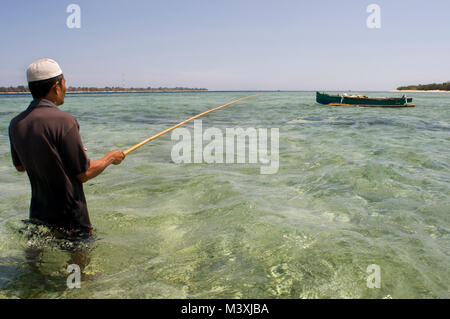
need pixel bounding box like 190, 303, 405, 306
9, 99, 91, 232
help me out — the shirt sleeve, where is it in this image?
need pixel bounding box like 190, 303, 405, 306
59, 122, 90, 177
9, 126, 22, 167
10, 143, 22, 167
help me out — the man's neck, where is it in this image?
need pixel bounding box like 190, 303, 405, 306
42, 95, 58, 106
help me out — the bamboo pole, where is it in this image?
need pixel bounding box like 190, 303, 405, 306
123, 94, 260, 155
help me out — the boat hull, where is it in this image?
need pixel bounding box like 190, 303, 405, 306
316, 92, 414, 107
328, 103, 415, 108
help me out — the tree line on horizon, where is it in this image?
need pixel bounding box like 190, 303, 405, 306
0, 86, 208, 93
397, 82, 450, 91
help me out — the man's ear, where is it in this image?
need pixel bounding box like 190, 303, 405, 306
53, 80, 62, 93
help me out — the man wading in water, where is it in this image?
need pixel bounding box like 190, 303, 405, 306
9, 58, 125, 238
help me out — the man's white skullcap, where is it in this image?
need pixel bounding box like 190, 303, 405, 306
26, 58, 63, 83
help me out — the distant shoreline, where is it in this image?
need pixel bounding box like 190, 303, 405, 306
392, 90, 450, 93
0, 89, 208, 94
396, 82, 450, 92
68, 89, 208, 93
2, 89, 450, 95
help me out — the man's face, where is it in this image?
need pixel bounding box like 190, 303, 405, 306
55, 76, 66, 106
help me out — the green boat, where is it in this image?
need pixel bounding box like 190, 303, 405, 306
316, 92, 414, 107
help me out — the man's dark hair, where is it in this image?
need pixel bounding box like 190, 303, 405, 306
28, 74, 63, 99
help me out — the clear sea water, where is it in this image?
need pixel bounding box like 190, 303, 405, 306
0, 91, 449, 298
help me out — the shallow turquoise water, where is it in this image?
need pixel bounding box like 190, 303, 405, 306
0, 91, 449, 298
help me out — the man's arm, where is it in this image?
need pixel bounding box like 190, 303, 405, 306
76, 150, 125, 183
10, 128, 25, 172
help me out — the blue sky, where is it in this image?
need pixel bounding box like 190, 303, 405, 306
1, 0, 449, 90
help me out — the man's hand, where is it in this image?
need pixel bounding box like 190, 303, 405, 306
76, 149, 126, 183
106, 150, 126, 165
